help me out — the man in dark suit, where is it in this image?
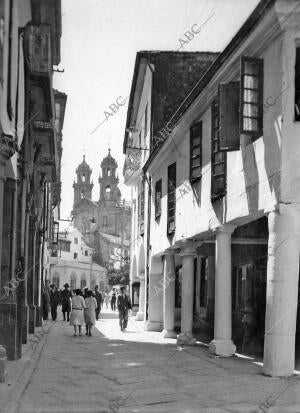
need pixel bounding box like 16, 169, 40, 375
117, 287, 131, 332
94, 285, 102, 320
50, 284, 61, 321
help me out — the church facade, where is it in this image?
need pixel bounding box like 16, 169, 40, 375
71, 151, 131, 273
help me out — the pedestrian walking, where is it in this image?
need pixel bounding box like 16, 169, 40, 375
104, 292, 110, 309
42, 281, 51, 320
110, 288, 116, 311
70, 289, 86, 336
61, 283, 72, 321
83, 287, 89, 299
117, 287, 132, 332
94, 285, 102, 320
84, 290, 97, 336
50, 284, 60, 321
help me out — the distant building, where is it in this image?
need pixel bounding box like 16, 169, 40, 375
71, 150, 131, 272
50, 228, 107, 291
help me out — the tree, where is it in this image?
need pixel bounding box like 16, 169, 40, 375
107, 263, 130, 286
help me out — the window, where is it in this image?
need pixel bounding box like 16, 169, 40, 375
232, 263, 256, 312
211, 99, 226, 201
190, 122, 202, 183
74, 252, 78, 259
82, 174, 86, 182
70, 273, 76, 290
140, 179, 145, 235
103, 216, 108, 227
107, 168, 111, 176
295, 47, 300, 121
52, 274, 60, 288
81, 191, 85, 199
74, 237, 78, 244
85, 250, 88, 256
240, 56, 264, 136
167, 163, 176, 234
80, 276, 86, 289
105, 186, 111, 194
155, 179, 162, 219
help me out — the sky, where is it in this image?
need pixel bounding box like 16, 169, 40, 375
54, 0, 260, 222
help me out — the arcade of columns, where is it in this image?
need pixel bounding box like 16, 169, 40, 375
136, 211, 300, 377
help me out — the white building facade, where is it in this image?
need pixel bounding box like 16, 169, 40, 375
50, 228, 108, 291
123, 0, 300, 377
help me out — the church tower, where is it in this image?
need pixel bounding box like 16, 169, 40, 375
98, 149, 121, 205
73, 155, 94, 207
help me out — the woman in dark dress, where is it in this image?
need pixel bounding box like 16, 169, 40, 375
61, 283, 72, 321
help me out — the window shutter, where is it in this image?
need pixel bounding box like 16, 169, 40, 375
167, 163, 176, 235
155, 179, 162, 219
219, 82, 240, 151
190, 122, 202, 182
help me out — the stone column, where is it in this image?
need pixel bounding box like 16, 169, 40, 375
135, 276, 145, 321
177, 245, 196, 345
145, 257, 163, 331
162, 250, 176, 338
263, 206, 300, 377
209, 225, 236, 357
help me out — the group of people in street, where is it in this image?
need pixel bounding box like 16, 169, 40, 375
41, 281, 132, 334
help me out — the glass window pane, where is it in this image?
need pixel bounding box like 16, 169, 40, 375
244, 89, 258, 103
191, 167, 201, 178
192, 158, 201, 167
192, 137, 201, 146
244, 60, 259, 75
215, 163, 225, 175
192, 147, 200, 156
244, 75, 258, 89
243, 103, 259, 117
243, 118, 258, 131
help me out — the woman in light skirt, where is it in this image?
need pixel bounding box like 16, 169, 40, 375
84, 290, 97, 336
70, 289, 86, 336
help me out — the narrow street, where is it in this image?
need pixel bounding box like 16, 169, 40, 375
1, 309, 299, 413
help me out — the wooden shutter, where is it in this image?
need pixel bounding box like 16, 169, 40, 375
140, 179, 145, 235
155, 179, 162, 219
211, 99, 226, 201
190, 122, 202, 182
219, 82, 240, 151
167, 163, 176, 235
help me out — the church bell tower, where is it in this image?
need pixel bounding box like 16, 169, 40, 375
98, 149, 121, 205
73, 155, 94, 207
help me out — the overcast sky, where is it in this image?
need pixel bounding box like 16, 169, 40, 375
54, 0, 260, 222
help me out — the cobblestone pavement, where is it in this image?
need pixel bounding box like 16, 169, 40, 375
2, 309, 300, 413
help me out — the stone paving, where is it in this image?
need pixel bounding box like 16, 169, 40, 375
1, 309, 300, 413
